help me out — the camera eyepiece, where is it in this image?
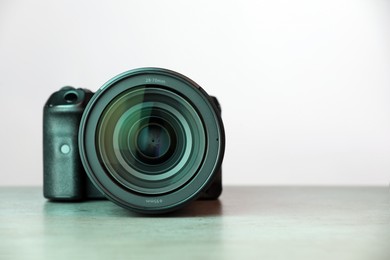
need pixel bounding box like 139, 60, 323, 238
64, 91, 78, 103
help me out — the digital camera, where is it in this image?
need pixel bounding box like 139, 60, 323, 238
43, 68, 225, 214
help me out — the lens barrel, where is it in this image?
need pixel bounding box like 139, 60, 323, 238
79, 68, 225, 213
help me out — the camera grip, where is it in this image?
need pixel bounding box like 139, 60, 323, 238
43, 109, 86, 200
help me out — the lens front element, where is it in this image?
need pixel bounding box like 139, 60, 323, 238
97, 87, 206, 195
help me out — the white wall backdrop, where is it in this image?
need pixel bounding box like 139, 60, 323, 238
1, 0, 390, 186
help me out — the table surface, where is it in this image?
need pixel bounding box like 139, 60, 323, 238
0, 186, 389, 260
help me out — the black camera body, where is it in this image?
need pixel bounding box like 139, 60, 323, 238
43, 68, 225, 214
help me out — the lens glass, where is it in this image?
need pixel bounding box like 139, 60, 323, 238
96, 86, 206, 195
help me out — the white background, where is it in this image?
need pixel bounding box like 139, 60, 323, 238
1, 0, 390, 186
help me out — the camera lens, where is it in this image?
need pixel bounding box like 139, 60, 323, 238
79, 68, 225, 213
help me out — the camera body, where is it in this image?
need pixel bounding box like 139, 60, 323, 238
43, 68, 224, 213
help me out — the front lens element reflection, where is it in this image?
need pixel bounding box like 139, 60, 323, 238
136, 123, 172, 160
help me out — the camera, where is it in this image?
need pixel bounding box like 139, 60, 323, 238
43, 68, 225, 214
